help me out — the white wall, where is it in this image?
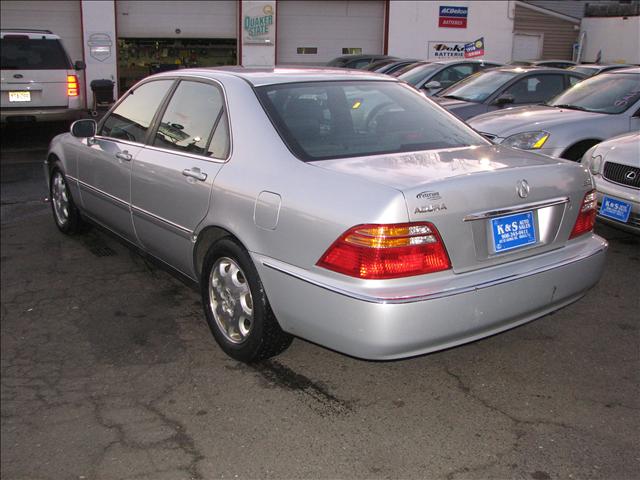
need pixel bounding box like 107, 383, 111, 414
387, 1, 515, 63
580, 16, 640, 64
81, 0, 118, 108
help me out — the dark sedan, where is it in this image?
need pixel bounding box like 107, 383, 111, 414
394, 59, 503, 95
433, 66, 586, 120
326, 54, 397, 69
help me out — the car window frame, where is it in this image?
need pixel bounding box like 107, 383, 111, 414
145, 77, 231, 162
96, 75, 232, 162
96, 78, 178, 147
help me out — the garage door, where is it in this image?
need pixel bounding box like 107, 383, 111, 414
512, 33, 543, 61
116, 1, 236, 38
277, 0, 385, 65
0, 0, 83, 63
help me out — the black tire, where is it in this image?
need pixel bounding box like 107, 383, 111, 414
201, 238, 293, 362
49, 166, 87, 235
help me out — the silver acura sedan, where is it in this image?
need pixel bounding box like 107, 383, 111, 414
45, 67, 607, 362
468, 68, 640, 161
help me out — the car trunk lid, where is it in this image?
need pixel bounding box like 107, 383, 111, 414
310, 145, 592, 273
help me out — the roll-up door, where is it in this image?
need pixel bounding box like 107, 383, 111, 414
277, 0, 385, 65
0, 0, 83, 63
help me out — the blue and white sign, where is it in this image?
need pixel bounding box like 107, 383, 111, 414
599, 196, 631, 223
491, 211, 536, 253
438, 6, 468, 28
439, 6, 468, 17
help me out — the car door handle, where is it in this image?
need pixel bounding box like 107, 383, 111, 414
182, 167, 207, 181
115, 151, 132, 162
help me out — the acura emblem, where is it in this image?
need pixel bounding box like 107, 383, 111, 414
625, 170, 637, 181
516, 179, 530, 199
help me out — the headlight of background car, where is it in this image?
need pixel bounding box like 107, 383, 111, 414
502, 131, 550, 150
583, 154, 603, 175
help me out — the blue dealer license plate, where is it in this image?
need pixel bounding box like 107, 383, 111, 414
599, 195, 631, 223
491, 211, 536, 253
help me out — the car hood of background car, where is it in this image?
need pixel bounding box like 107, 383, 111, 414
309, 144, 564, 190
593, 132, 640, 166
468, 104, 605, 136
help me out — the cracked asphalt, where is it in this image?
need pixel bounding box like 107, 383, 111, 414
1, 123, 639, 480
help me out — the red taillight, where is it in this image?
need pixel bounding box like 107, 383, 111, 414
67, 75, 78, 97
570, 189, 597, 239
317, 222, 451, 279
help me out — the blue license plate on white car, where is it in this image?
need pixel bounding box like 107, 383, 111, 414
491, 211, 536, 253
599, 195, 631, 223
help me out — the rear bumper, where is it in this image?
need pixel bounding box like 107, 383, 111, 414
1, 107, 83, 123
253, 234, 607, 360
594, 178, 640, 234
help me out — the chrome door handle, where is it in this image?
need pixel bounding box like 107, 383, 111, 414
182, 167, 207, 181
115, 151, 132, 161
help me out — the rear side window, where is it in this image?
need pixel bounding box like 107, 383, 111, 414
431, 64, 474, 89
100, 80, 173, 143
1, 38, 72, 70
153, 80, 229, 158
256, 81, 488, 161
504, 74, 565, 104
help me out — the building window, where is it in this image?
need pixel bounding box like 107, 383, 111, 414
297, 47, 318, 54
342, 48, 362, 55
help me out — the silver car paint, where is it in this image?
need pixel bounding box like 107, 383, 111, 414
469, 101, 640, 158
46, 67, 607, 359
582, 132, 640, 233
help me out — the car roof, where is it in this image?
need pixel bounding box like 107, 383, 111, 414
492, 65, 581, 73
0, 29, 61, 40
152, 66, 398, 87
607, 67, 640, 74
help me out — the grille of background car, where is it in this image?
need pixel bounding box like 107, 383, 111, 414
603, 162, 640, 189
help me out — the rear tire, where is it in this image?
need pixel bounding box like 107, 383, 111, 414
49, 167, 87, 235
201, 238, 293, 362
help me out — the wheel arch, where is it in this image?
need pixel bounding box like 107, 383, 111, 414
561, 138, 602, 161
193, 225, 250, 282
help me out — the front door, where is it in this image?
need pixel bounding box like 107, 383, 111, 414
131, 79, 231, 277
77, 79, 174, 240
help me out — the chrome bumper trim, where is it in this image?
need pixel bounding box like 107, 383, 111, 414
463, 197, 569, 222
260, 238, 607, 305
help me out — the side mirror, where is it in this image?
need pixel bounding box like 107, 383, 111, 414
494, 93, 515, 106
74, 60, 86, 71
423, 80, 442, 90
71, 119, 96, 138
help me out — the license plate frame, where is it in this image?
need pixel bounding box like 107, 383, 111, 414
490, 211, 537, 254
599, 195, 631, 223
9, 91, 31, 102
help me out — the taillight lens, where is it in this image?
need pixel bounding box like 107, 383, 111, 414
317, 222, 451, 279
569, 189, 597, 239
67, 75, 79, 97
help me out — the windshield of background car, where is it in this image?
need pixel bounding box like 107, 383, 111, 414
1, 38, 72, 69
437, 70, 518, 102
396, 63, 442, 86
549, 73, 640, 114
256, 81, 488, 161
567, 66, 598, 76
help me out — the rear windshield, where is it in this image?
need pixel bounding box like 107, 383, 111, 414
396, 63, 442, 86
1, 38, 71, 70
256, 81, 488, 161
437, 70, 518, 102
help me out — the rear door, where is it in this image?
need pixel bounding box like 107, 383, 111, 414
131, 79, 230, 277
77, 79, 174, 240
0, 34, 71, 108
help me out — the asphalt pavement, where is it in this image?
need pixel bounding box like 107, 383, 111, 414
1, 123, 639, 480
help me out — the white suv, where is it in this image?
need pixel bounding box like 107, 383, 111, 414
1, 29, 85, 123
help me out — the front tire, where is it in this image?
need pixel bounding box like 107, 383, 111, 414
49, 167, 86, 234
201, 238, 293, 362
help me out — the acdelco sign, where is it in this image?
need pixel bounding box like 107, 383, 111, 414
438, 5, 468, 28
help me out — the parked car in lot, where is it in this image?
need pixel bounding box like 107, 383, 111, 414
326, 54, 396, 69
433, 66, 585, 120
567, 64, 635, 77
364, 58, 419, 75
469, 68, 640, 160
394, 59, 503, 95
1, 29, 85, 123
46, 67, 607, 362
510, 60, 576, 69
581, 132, 639, 234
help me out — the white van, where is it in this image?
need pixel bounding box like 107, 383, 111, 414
1, 29, 85, 123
